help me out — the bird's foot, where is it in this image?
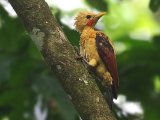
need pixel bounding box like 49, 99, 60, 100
74, 46, 82, 60
76, 56, 83, 60
76, 56, 89, 68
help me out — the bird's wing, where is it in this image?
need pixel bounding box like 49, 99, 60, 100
95, 32, 119, 99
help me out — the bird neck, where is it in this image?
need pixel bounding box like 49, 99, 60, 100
81, 26, 95, 35
83, 26, 94, 32
81, 26, 96, 41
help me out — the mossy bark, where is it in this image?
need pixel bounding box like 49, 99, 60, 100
8, 0, 117, 120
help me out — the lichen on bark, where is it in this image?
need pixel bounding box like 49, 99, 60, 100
30, 27, 45, 51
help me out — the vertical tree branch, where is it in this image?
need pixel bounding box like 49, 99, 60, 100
8, 0, 117, 120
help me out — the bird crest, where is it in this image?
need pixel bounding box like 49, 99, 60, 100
74, 11, 96, 32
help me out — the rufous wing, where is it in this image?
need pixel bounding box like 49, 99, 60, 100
95, 32, 119, 99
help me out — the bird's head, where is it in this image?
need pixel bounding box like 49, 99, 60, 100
74, 11, 106, 32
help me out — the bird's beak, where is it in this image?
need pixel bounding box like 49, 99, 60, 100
94, 12, 106, 21
86, 12, 106, 27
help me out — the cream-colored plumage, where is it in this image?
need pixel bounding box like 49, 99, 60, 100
80, 26, 113, 85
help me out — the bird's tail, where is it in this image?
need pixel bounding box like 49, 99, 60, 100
88, 68, 114, 109
104, 85, 113, 109
93, 76, 114, 109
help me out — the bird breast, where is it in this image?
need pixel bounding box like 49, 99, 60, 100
80, 27, 100, 62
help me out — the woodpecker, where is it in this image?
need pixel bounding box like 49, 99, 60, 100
74, 11, 119, 106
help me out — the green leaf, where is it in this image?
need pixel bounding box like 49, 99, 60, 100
0, 88, 34, 119
63, 25, 79, 47
0, 5, 27, 53
0, 55, 12, 82
143, 97, 160, 120
149, 0, 160, 12
153, 35, 160, 47
85, 0, 108, 11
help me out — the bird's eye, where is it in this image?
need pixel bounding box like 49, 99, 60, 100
86, 15, 92, 19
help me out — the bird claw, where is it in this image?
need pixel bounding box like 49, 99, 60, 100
76, 56, 83, 60
74, 46, 83, 61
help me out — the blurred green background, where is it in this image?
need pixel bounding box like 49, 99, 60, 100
0, 0, 160, 120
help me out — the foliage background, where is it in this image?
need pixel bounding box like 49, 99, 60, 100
0, 0, 160, 120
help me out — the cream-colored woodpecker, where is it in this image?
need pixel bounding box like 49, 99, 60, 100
74, 11, 119, 107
